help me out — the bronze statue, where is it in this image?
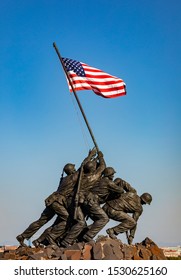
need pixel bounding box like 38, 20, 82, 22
60, 166, 125, 247
16, 148, 96, 247
30, 149, 96, 247
15, 44, 153, 249
16, 148, 152, 248
103, 192, 152, 244
50, 150, 106, 247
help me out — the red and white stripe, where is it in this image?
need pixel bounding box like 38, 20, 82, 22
67, 63, 126, 98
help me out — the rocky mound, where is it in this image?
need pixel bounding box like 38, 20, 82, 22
0, 237, 166, 260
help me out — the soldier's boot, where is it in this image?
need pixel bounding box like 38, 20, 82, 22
60, 240, 72, 248
82, 234, 93, 242
32, 239, 41, 248
106, 228, 117, 239
46, 234, 58, 246
81, 233, 95, 247
16, 234, 27, 247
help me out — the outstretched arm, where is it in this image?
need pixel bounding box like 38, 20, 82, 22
123, 180, 137, 193
128, 210, 142, 244
81, 147, 97, 167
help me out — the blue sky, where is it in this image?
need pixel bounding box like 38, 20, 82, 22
0, 0, 180, 246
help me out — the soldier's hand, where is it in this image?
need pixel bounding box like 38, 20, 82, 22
89, 147, 97, 157
98, 151, 103, 157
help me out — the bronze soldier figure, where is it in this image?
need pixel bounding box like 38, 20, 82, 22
31, 148, 98, 247
16, 149, 96, 247
60, 166, 124, 247
79, 167, 126, 243
44, 150, 106, 247
103, 192, 152, 244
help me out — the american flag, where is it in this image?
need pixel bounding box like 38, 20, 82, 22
62, 58, 126, 98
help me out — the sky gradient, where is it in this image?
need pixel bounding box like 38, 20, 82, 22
0, 0, 180, 247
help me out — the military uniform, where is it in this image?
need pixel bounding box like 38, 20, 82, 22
34, 149, 98, 245
61, 170, 126, 246
79, 176, 124, 242
16, 149, 95, 246
103, 192, 143, 240
60, 152, 106, 247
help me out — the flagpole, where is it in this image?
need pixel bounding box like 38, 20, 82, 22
53, 42, 99, 152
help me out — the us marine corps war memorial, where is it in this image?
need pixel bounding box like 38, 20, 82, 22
1, 43, 166, 260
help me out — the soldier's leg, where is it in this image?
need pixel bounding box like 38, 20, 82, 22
45, 201, 70, 245
111, 212, 136, 234
76, 223, 90, 242
16, 206, 55, 246
33, 212, 65, 246
103, 205, 136, 237
32, 226, 53, 247
61, 206, 86, 247
82, 203, 109, 241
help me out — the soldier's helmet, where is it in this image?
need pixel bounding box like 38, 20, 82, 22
63, 163, 75, 175
103, 167, 116, 177
140, 193, 152, 205
83, 161, 95, 173
114, 178, 122, 185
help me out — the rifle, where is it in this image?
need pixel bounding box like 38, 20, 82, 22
73, 147, 98, 220
74, 164, 84, 220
